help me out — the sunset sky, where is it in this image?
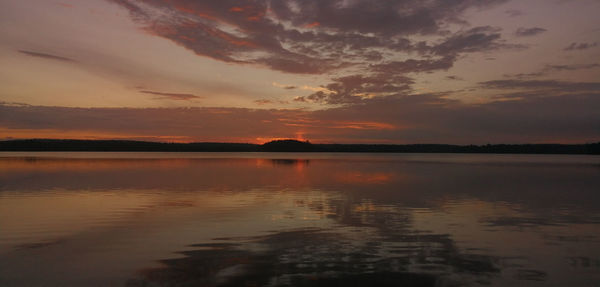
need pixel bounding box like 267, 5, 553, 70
1, 0, 599, 144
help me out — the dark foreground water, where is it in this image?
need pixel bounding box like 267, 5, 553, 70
1, 152, 599, 286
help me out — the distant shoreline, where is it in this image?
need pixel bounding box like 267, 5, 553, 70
1, 139, 599, 155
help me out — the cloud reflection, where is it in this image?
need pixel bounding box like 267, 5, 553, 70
2, 155, 599, 286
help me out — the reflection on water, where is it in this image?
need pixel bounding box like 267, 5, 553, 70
0, 153, 599, 286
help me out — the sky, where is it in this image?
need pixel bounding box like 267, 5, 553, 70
0, 0, 599, 144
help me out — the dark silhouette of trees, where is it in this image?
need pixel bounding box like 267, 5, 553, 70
0, 139, 598, 154
261, 139, 315, 152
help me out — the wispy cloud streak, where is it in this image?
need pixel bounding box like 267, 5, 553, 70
140, 90, 201, 101
18, 50, 76, 62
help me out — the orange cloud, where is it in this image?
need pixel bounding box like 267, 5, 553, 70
171, 4, 218, 21
305, 22, 320, 28
207, 26, 257, 47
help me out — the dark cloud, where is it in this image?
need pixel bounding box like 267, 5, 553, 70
255, 54, 345, 74
103, 0, 521, 108
293, 96, 308, 103
18, 50, 76, 62
2, 88, 598, 144
446, 75, 464, 81
301, 74, 413, 105
271, 0, 508, 35
313, 91, 600, 143
545, 63, 600, 71
302, 25, 513, 105
564, 42, 598, 51
307, 25, 516, 105
431, 26, 511, 55
478, 78, 600, 103
480, 79, 600, 92
139, 90, 201, 101
309, 25, 512, 105
269, 0, 439, 36
515, 27, 547, 37
505, 9, 524, 17
106, 0, 511, 75
504, 63, 600, 79
503, 71, 545, 79
272, 83, 297, 90
371, 57, 455, 74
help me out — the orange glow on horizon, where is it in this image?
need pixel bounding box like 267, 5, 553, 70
4, 126, 589, 145
0, 128, 193, 143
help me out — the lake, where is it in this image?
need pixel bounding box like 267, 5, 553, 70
1, 152, 599, 286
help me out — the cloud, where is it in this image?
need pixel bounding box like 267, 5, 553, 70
139, 90, 201, 101
18, 50, 76, 62
505, 9, 524, 17
446, 75, 464, 81
431, 26, 513, 55
564, 42, 598, 51
102, 0, 521, 108
300, 74, 413, 105
306, 26, 513, 105
479, 79, 600, 92
2, 87, 598, 144
503, 63, 600, 79
272, 82, 297, 90
544, 63, 600, 71
254, 99, 288, 105
515, 27, 547, 37
268, 0, 508, 36
370, 57, 455, 74
299, 27, 514, 105
106, 0, 512, 75
304, 25, 519, 105
478, 78, 600, 102
254, 99, 272, 105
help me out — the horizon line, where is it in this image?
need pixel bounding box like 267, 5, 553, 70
1, 138, 599, 146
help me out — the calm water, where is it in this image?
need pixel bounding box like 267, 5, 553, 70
1, 152, 599, 286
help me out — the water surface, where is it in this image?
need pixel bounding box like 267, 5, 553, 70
1, 152, 599, 286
